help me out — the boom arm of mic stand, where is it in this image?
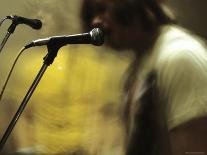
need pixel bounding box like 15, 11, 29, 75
0, 44, 62, 152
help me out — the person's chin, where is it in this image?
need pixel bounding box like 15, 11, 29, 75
106, 41, 128, 51
102, 34, 130, 51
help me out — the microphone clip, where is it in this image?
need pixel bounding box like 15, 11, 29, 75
7, 15, 25, 33
44, 39, 64, 66
7, 15, 21, 24
7, 16, 18, 33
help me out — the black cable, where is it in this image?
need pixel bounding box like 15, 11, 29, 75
0, 47, 26, 103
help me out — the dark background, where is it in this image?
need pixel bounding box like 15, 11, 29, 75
168, 0, 207, 39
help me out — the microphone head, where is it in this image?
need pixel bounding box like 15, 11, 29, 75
31, 19, 42, 30
90, 28, 104, 46
8, 15, 42, 30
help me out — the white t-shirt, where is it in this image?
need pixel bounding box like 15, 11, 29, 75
131, 24, 207, 130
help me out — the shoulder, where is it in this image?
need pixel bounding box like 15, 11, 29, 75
154, 24, 207, 76
152, 25, 207, 130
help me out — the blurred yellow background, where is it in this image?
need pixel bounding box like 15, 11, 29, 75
1, 0, 206, 154
0, 0, 132, 154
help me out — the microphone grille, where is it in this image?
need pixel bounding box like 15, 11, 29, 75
90, 28, 104, 46
33, 19, 42, 29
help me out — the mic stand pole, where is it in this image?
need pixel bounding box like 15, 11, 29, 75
0, 22, 17, 53
0, 41, 62, 152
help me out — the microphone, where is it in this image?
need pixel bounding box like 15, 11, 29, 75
25, 28, 104, 49
7, 15, 42, 30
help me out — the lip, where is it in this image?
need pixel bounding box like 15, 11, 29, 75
100, 28, 112, 45
91, 25, 113, 47
92, 25, 111, 35
103, 29, 111, 37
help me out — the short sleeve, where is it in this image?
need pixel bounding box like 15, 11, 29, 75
156, 41, 207, 130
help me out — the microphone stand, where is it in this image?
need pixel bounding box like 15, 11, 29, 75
0, 41, 63, 152
0, 22, 17, 53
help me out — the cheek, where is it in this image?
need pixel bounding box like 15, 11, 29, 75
105, 21, 136, 49
114, 28, 133, 44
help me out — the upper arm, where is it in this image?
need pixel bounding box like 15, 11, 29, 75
157, 43, 207, 154
170, 116, 207, 155
157, 45, 207, 130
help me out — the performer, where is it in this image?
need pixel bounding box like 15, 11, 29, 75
81, 0, 207, 154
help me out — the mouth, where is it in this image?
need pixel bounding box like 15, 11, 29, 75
90, 25, 115, 48
102, 28, 111, 36
92, 25, 111, 36
100, 29, 112, 47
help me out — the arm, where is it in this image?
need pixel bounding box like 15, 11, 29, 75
158, 46, 207, 155
170, 116, 207, 155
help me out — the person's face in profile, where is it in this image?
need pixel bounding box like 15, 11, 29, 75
83, 0, 146, 51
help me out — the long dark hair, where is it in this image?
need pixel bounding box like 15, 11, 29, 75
80, 0, 174, 31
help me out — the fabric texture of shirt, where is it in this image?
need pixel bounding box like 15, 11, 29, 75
132, 24, 207, 130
